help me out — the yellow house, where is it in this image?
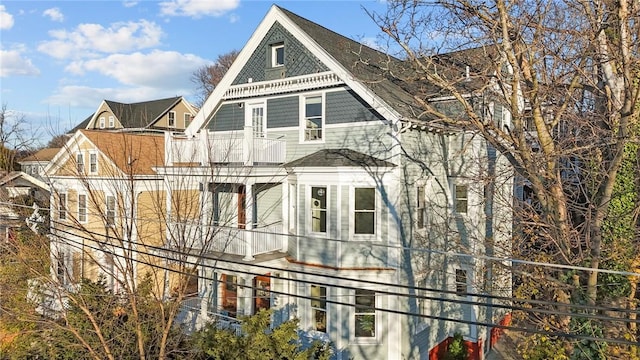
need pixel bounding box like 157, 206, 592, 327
45, 129, 197, 297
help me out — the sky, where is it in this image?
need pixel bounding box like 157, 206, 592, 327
0, 0, 388, 147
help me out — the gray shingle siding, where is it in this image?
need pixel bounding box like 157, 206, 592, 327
267, 97, 299, 128
206, 103, 244, 132
232, 22, 328, 85
326, 90, 385, 124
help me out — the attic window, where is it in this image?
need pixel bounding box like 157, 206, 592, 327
271, 43, 284, 67
108, 116, 115, 128
99, 117, 105, 129
168, 111, 176, 128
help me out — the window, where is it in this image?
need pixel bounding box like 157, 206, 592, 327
311, 285, 327, 332
89, 153, 98, 174
184, 113, 191, 127
59, 193, 67, 220
303, 95, 323, 141
311, 186, 327, 233
106, 195, 116, 225
354, 188, 375, 235
168, 111, 176, 128
271, 43, 284, 67
454, 184, 468, 213
354, 289, 375, 338
99, 117, 105, 129
78, 194, 87, 223
76, 153, 84, 174
108, 116, 115, 128
417, 186, 425, 229
455, 269, 467, 295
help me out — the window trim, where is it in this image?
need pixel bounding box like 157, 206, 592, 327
78, 193, 88, 223
455, 269, 468, 296
309, 186, 328, 234
353, 289, 377, 342
108, 116, 115, 128
416, 185, 426, 229
99, 117, 105, 129
106, 194, 116, 226
89, 152, 98, 174
58, 193, 67, 220
168, 111, 176, 128
300, 93, 325, 143
247, 102, 266, 138
453, 183, 468, 214
271, 42, 284, 67
310, 285, 327, 333
184, 113, 191, 127
76, 153, 84, 174
351, 186, 377, 240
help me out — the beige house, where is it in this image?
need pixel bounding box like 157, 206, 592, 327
71, 96, 197, 132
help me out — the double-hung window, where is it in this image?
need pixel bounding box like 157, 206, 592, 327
76, 153, 84, 174
354, 289, 376, 338
311, 186, 327, 233
184, 113, 191, 127
454, 184, 468, 214
99, 117, 105, 129
78, 194, 87, 223
168, 111, 176, 128
311, 285, 327, 332
417, 186, 426, 228
354, 187, 375, 235
59, 193, 67, 220
455, 269, 467, 295
89, 153, 98, 174
106, 195, 116, 226
303, 95, 323, 141
108, 116, 115, 128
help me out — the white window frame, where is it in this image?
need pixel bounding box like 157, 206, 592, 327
309, 186, 328, 234
99, 117, 105, 129
78, 193, 88, 223
247, 102, 266, 138
168, 111, 176, 128
416, 185, 426, 229
271, 42, 284, 67
184, 113, 191, 127
76, 153, 84, 174
300, 93, 325, 143
351, 186, 377, 240
108, 116, 115, 128
455, 269, 468, 296
89, 152, 98, 174
453, 183, 468, 214
106, 195, 116, 226
58, 193, 67, 220
310, 285, 327, 333
352, 289, 377, 342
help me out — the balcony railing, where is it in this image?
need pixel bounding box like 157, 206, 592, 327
166, 132, 286, 166
223, 71, 342, 100
170, 222, 285, 260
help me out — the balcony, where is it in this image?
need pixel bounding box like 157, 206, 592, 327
223, 71, 342, 100
166, 132, 286, 166
171, 222, 285, 260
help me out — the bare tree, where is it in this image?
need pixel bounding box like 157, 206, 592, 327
0, 103, 37, 172
368, 0, 639, 354
191, 50, 239, 108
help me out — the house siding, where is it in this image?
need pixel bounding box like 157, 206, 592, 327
206, 103, 245, 132
267, 96, 299, 128
232, 22, 328, 85
326, 90, 385, 124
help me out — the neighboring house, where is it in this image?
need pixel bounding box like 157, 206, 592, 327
159, 5, 513, 360
45, 5, 515, 360
70, 96, 197, 133
0, 148, 58, 240
45, 130, 171, 294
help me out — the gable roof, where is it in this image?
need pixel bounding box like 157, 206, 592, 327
79, 130, 165, 175
20, 148, 62, 163
0, 171, 49, 190
285, 149, 396, 168
71, 96, 191, 133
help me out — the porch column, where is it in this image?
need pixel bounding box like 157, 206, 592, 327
281, 178, 289, 253
243, 183, 255, 261
239, 275, 254, 316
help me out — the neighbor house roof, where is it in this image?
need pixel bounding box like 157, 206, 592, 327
70, 96, 184, 133
20, 148, 62, 163
285, 149, 396, 168
80, 130, 165, 175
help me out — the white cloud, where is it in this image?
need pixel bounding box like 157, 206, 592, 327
43, 7, 64, 22
159, 0, 239, 18
123, 1, 138, 8
65, 50, 211, 89
0, 5, 15, 30
0, 48, 40, 77
38, 20, 164, 59
46, 84, 190, 110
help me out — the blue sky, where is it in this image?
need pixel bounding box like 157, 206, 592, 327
0, 0, 388, 146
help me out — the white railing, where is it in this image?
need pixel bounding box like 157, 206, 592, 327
223, 71, 342, 100
171, 223, 285, 259
178, 297, 242, 335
